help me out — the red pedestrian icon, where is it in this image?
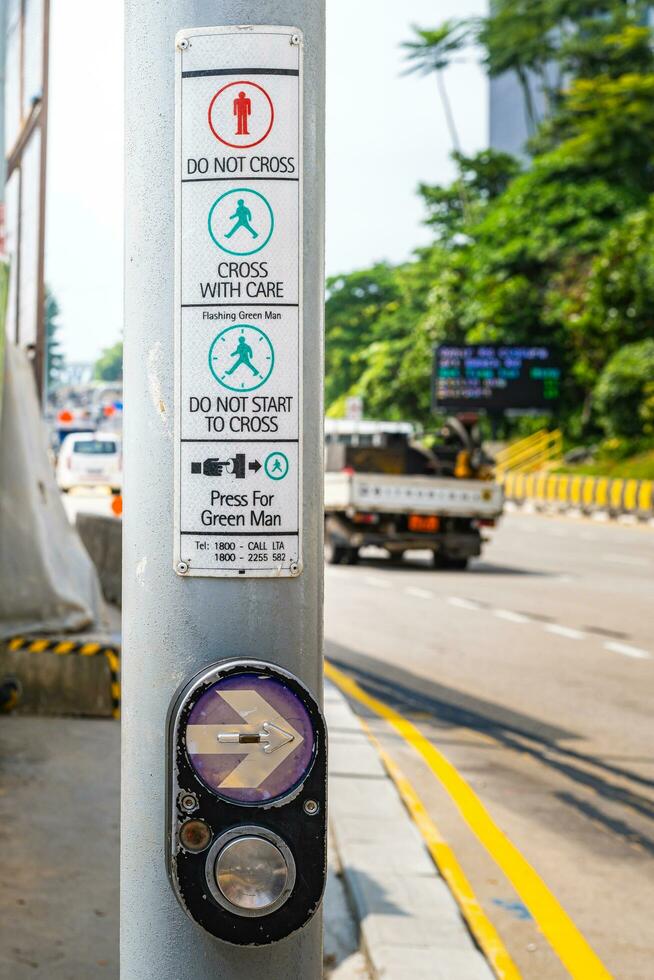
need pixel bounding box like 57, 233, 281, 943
208, 80, 274, 149
233, 91, 251, 136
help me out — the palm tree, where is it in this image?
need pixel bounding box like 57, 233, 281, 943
402, 23, 474, 223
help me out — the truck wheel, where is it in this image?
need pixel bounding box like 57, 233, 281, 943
389, 551, 405, 564
344, 548, 359, 566
324, 537, 347, 565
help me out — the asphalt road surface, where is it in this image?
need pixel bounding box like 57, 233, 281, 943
325, 510, 653, 979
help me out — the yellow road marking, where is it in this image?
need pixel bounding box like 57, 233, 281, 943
325, 661, 613, 980
359, 716, 520, 979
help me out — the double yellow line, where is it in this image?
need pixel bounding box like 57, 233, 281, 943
326, 660, 612, 980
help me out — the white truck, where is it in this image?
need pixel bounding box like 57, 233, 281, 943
324, 420, 503, 569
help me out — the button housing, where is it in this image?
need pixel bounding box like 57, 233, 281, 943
167, 659, 327, 945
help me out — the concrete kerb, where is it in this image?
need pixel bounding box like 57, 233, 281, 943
325, 680, 493, 980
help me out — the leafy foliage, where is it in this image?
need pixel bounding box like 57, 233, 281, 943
94, 342, 123, 382
325, 2, 654, 442
44, 289, 65, 390
594, 340, 654, 438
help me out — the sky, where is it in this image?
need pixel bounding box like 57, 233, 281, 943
45, 0, 486, 364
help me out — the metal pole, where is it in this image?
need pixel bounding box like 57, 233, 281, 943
122, 2, 325, 979
34, 0, 50, 402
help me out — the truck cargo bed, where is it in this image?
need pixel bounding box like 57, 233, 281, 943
324, 472, 503, 519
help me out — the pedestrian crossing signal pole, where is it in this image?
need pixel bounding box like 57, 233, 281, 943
122, 3, 325, 978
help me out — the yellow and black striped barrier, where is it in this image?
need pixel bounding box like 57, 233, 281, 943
503, 473, 654, 520
5, 636, 121, 718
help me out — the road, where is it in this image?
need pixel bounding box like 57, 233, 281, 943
325, 510, 654, 979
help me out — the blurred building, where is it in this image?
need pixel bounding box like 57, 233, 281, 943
489, 70, 546, 159
490, 7, 654, 158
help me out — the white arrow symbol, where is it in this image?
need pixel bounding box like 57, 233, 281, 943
186, 690, 304, 790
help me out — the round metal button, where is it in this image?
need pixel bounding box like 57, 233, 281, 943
214, 836, 288, 911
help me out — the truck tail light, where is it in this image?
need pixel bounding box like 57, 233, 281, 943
352, 512, 378, 525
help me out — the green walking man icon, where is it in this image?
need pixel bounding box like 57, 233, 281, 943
225, 198, 259, 240
225, 335, 261, 378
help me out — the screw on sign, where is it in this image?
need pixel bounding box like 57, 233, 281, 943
208, 80, 274, 149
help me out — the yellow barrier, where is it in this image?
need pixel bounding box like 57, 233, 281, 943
610, 480, 624, 511
504, 474, 654, 519
495, 429, 563, 477
516, 473, 525, 499
638, 482, 653, 512
624, 479, 638, 511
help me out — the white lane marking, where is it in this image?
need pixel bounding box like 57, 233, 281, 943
602, 553, 650, 567
604, 641, 651, 660
363, 575, 391, 590
404, 587, 433, 600
544, 623, 587, 640
447, 596, 482, 611
493, 609, 531, 624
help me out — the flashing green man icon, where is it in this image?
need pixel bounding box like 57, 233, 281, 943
209, 324, 274, 392
225, 198, 258, 240
226, 335, 261, 378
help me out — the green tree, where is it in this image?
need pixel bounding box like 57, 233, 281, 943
324, 3, 654, 444
409, 4, 654, 432
94, 341, 123, 382
44, 288, 65, 390
593, 339, 654, 437
325, 264, 402, 411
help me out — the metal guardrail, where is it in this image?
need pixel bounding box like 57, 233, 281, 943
503, 472, 654, 520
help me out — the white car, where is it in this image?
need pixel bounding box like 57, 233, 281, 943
57, 432, 122, 493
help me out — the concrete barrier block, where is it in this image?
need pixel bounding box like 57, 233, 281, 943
76, 514, 122, 607
0, 641, 115, 717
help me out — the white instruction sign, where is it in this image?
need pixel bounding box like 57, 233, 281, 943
174, 26, 303, 577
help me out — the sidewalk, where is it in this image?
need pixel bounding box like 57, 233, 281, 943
0, 683, 493, 979
326, 681, 493, 980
